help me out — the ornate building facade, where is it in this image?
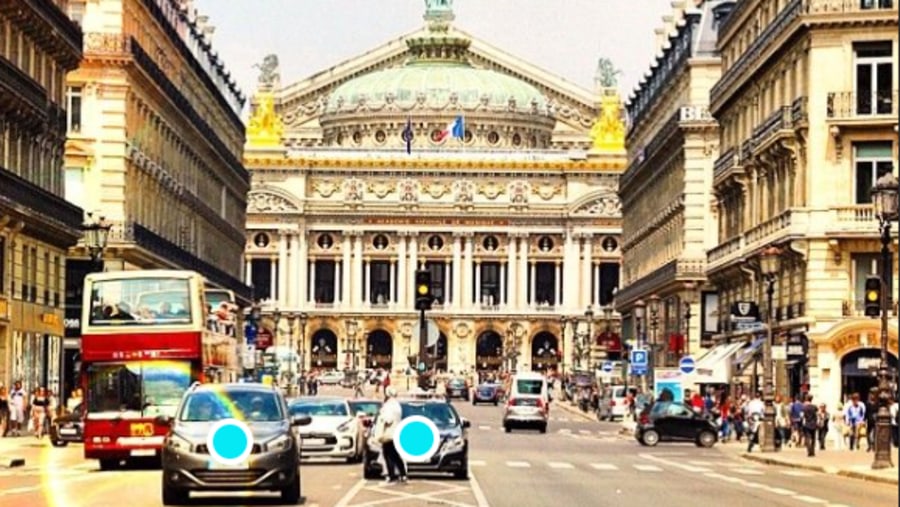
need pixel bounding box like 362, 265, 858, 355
0, 0, 84, 391
62, 0, 250, 297
244, 3, 626, 377
617, 0, 724, 369
707, 0, 898, 406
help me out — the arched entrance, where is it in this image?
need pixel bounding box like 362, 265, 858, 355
310, 329, 338, 369
366, 330, 393, 369
840, 348, 898, 400
475, 330, 503, 371
426, 332, 448, 372
531, 331, 560, 372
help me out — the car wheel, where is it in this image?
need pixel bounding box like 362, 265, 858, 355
493, 400, 498, 406
697, 430, 716, 448
453, 461, 469, 480
504, 425, 511, 433
472, 400, 477, 406
280, 473, 301, 504
99, 459, 119, 471
51, 440, 68, 447
539, 425, 547, 434
161, 482, 188, 505
641, 429, 660, 447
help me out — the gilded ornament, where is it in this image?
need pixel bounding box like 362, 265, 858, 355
343, 178, 365, 202
246, 92, 284, 148
507, 181, 530, 204
313, 180, 338, 197
424, 181, 450, 199
367, 181, 394, 199
589, 90, 625, 153
478, 181, 504, 200
532, 183, 561, 200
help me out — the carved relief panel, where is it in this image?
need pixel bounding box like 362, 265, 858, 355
247, 191, 300, 213
342, 178, 365, 203
530, 234, 563, 258
453, 180, 475, 204
571, 193, 622, 217
508, 180, 530, 205
310, 231, 343, 254
364, 232, 397, 256
474, 234, 506, 256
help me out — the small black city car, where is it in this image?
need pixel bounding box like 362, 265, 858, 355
445, 378, 470, 401
635, 401, 718, 448
49, 403, 84, 447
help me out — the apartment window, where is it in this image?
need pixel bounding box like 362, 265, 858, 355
53, 255, 60, 307
853, 253, 894, 310
66, 86, 83, 133
860, 0, 894, 10
29, 246, 37, 302
314, 261, 336, 303
854, 142, 894, 203
424, 261, 446, 304
369, 261, 390, 304
43, 251, 49, 304
477, 262, 501, 306
854, 42, 893, 115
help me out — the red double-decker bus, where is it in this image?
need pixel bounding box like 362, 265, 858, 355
80, 270, 241, 469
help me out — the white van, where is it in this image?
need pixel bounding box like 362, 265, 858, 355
509, 372, 550, 404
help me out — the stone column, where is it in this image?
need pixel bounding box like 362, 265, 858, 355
408, 233, 418, 306
554, 261, 562, 307
563, 231, 576, 312
308, 259, 316, 304
333, 259, 341, 305
474, 260, 482, 306
463, 234, 474, 308
593, 263, 600, 306
353, 234, 364, 306
363, 259, 371, 305
581, 235, 592, 309
289, 233, 300, 307
518, 235, 529, 307
529, 261, 537, 306
342, 234, 352, 308
244, 256, 251, 285
298, 232, 308, 308
278, 234, 288, 304
270, 255, 278, 301
506, 236, 517, 307
397, 234, 407, 308
389, 260, 397, 304
452, 234, 463, 308
499, 260, 506, 306
444, 260, 451, 305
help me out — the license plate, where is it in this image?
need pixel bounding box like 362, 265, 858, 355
303, 438, 326, 446
59, 428, 77, 435
209, 460, 249, 470
130, 422, 154, 437
130, 449, 156, 457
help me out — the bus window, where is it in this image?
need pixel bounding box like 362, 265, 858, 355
86, 361, 192, 418
88, 277, 192, 326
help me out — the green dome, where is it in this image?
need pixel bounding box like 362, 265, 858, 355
325, 63, 548, 114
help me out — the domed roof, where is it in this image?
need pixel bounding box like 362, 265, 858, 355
323, 9, 549, 117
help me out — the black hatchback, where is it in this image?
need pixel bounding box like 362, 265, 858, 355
635, 401, 718, 448
49, 403, 84, 447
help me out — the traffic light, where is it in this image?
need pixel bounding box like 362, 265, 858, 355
415, 269, 433, 311
864, 275, 882, 317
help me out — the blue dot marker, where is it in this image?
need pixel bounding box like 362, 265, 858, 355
393, 415, 441, 464
207, 418, 254, 466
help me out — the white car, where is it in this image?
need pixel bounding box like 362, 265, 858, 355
288, 396, 363, 462
317, 370, 345, 385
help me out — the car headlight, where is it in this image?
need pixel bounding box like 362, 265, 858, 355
336, 418, 356, 433
165, 433, 191, 452
443, 436, 465, 452
266, 434, 293, 452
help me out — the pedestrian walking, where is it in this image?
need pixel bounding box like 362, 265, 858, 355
30, 387, 50, 439
844, 394, 866, 451
831, 403, 845, 451
816, 403, 829, 451
8, 381, 26, 437
865, 389, 877, 452
801, 394, 818, 457
745, 392, 764, 453
374, 387, 407, 485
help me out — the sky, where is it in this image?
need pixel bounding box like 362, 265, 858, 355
193, 0, 674, 109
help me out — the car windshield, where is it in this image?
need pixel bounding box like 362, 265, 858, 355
401, 402, 459, 428
478, 385, 496, 391
516, 379, 543, 395
348, 401, 381, 417
180, 389, 283, 422
289, 399, 349, 417
448, 379, 466, 387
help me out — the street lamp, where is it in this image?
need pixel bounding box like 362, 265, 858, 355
648, 295, 660, 369
633, 299, 646, 391
297, 312, 308, 393
683, 282, 697, 356
871, 171, 898, 470
559, 316, 571, 375
508, 322, 523, 372
760, 245, 782, 453
345, 320, 359, 372
81, 213, 111, 272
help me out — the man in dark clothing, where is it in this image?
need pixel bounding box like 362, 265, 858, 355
865, 388, 878, 452
801, 394, 819, 457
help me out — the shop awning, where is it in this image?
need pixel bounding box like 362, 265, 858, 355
687, 341, 747, 384
731, 338, 766, 374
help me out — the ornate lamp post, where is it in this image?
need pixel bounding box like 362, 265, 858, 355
559, 316, 571, 375
682, 282, 697, 356
297, 312, 308, 393
760, 245, 782, 453
81, 213, 111, 272
648, 295, 660, 371
584, 306, 595, 371
508, 322, 523, 372
345, 320, 359, 373
871, 171, 898, 470
633, 299, 646, 391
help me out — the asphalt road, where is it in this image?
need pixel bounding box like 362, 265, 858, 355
1, 388, 897, 507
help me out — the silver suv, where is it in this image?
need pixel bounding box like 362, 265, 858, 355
160, 382, 311, 505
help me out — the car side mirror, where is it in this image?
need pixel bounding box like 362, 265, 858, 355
461, 419, 471, 429
291, 414, 312, 427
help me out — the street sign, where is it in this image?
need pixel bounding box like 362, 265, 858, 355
632, 363, 648, 376
678, 355, 695, 375
630, 349, 648, 366
601, 361, 614, 373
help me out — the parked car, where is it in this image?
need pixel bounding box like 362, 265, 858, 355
596, 385, 629, 421
362, 398, 470, 480
49, 403, 84, 447
472, 383, 500, 405
503, 395, 549, 433
445, 378, 470, 401
348, 399, 382, 427
289, 397, 365, 462
635, 401, 718, 448
317, 370, 344, 385
160, 382, 311, 505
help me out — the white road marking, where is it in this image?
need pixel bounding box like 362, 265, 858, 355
766, 488, 797, 496
793, 496, 827, 504
590, 463, 619, 470
579, 430, 591, 434
687, 460, 715, 466
469, 468, 491, 507
506, 461, 531, 468
780, 470, 815, 477
333, 478, 367, 507
478, 425, 491, 430
731, 468, 764, 475
633, 464, 662, 472
558, 428, 572, 433
547, 461, 574, 469
469, 460, 487, 467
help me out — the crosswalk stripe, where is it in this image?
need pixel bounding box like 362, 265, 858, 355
469, 460, 487, 467
559, 429, 572, 433
478, 425, 491, 430
793, 496, 827, 504
780, 470, 815, 477
687, 460, 715, 466
590, 463, 619, 471
732, 468, 764, 475
547, 462, 574, 469
506, 461, 531, 468
578, 430, 591, 434
767, 488, 796, 496
633, 464, 662, 472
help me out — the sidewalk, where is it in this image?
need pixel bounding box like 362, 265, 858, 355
0, 435, 35, 468
721, 440, 899, 485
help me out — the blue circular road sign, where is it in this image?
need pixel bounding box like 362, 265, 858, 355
601, 361, 613, 373
679, 356, 696, 375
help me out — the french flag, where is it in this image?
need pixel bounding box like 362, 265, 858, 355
435, 115, 464, 142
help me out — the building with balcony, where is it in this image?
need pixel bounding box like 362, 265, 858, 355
616, 0, 725, 371
243, 3, 625, 377
706, 0, 898, 406
0, 0, 84, 392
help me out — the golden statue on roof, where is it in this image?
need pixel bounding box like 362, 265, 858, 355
246, 92, 284, 149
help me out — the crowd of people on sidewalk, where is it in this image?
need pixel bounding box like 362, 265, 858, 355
0, 381, 83, 439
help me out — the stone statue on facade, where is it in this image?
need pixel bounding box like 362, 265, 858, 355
425, 0, 453, 13
254, 54, 280, 87
594, 57, 621, 88
424, 0, 454, 30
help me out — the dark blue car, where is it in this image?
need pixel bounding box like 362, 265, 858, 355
472, 383, 500, 405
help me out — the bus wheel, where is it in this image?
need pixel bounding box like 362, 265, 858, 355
99, 459, 119, 471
